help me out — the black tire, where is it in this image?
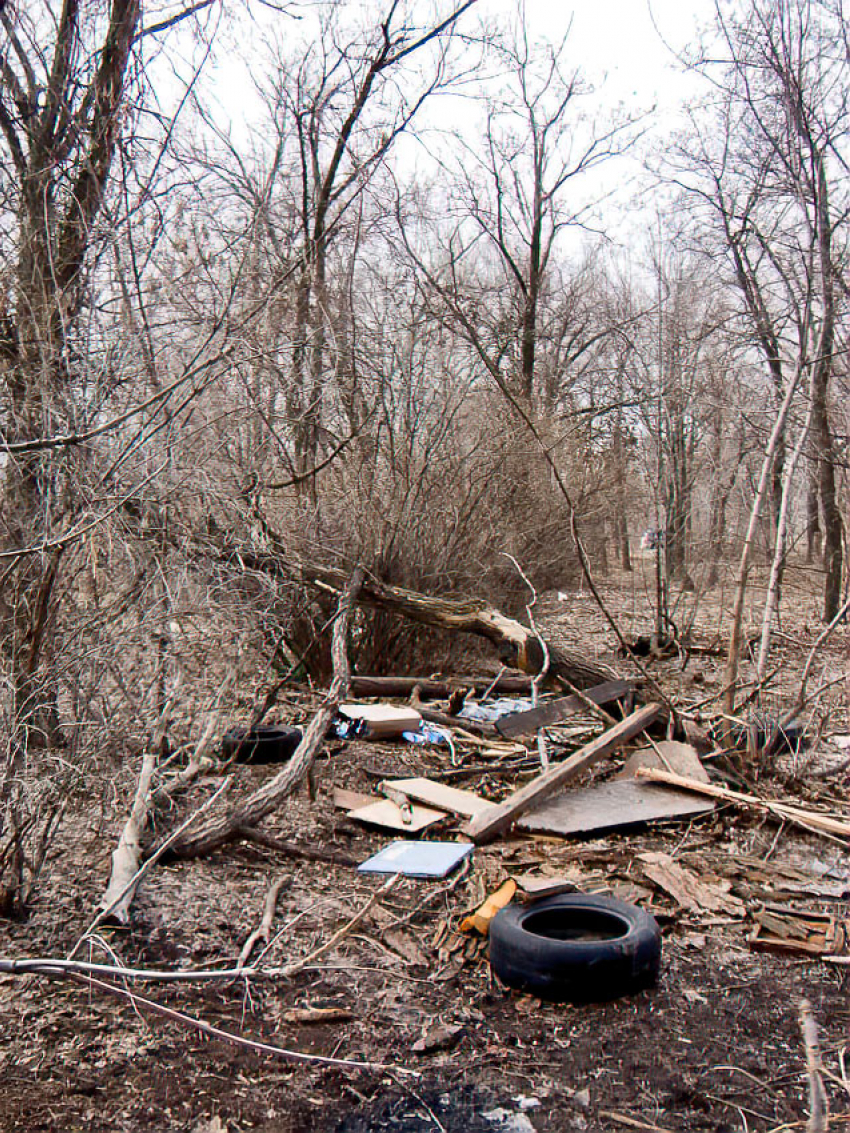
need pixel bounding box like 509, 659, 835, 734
221, 725, 303, 764
489, 893, 661, 1003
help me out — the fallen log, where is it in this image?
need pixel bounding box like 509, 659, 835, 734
166, 567, 363, 861
349, 674, 534, 699
463, 703, 661, 843
310, 569, 614, 690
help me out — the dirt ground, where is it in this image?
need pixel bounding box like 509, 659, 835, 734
1, 562, 849, 1133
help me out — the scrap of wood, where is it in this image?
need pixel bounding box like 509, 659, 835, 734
381, 777, 490, 818
636, 768, 850, 840
283, 1006, 353, 1024
463, 704, 661, 843
619, 740, 710, 783
347, 798, 447, 832
599, 1112, 675, 1133
637, 851, 745, 916
495, 679, 634, 738
517, 779, 713, 837
517, 738, 713, 838
749, 905, 840, 957
333, 787, 374, 811
512, 873, 578, 899
459, 879, 517, 935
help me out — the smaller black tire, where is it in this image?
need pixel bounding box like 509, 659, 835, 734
221, 725, 303, 764
489, 893, 661, 1003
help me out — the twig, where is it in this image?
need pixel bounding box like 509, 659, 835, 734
237, 875, 293, 970
783, 596, 850, 727
799, 998, 829, 1133
236, 825, 357, 867
51, 969, 417, 1074
280, 873, 401, 978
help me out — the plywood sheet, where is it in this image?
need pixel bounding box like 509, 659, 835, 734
619, 740, 709, 782
348, 798, 446, 833
517, 778, 713, 837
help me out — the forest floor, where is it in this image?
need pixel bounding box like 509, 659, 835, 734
1, 558, 849, 1133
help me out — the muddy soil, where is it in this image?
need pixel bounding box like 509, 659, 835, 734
1, 565, 849, 1133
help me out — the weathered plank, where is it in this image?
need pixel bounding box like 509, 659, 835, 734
381, 777, 490, 818
495, 679, 635, 738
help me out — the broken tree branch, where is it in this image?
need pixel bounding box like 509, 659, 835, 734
166, 567, 363, 860
237, 875, 293, 970
97, 667, 183, 925
799, 998, 829, 1133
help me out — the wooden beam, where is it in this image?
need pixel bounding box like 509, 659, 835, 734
495, 679, 634, 738
463, 704, 661, 843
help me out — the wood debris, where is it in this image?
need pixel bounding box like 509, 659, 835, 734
636, 768, 850, 841
459, 879, 517, 935
748, 905, 848, 957
637, 851, 746, 916
464, 704, 661, 842
380, 776, 490, 818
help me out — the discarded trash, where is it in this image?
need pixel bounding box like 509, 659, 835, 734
518, 741, 714, 838
380, 777, 490, 819
358, 840, 474, 878
401, 723, 452, 745
495, 680, 634, 739
347, 798, 446, 833
460, 879, 517, 935
338, 703, 422, 738
221, 725, 303, 764
459, 697, 534, 724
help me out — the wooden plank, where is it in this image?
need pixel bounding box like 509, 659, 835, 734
494, 679, 634, 738
347, 798, 446, 833
463, 704, 661, 843
381, 777, 491, 818
517, 779, 712, 837
636, 768, 850, 839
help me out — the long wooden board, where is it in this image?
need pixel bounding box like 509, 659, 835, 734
381, 777, 490, 818
463, 703, 661, 843
495, 679, 634, 738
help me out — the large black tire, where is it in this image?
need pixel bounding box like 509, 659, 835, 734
489, 893, 661, 1003
221, 725, 303, 764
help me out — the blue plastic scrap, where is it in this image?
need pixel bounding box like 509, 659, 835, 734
457, 697, 534, 724
357, 840, 474, 878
